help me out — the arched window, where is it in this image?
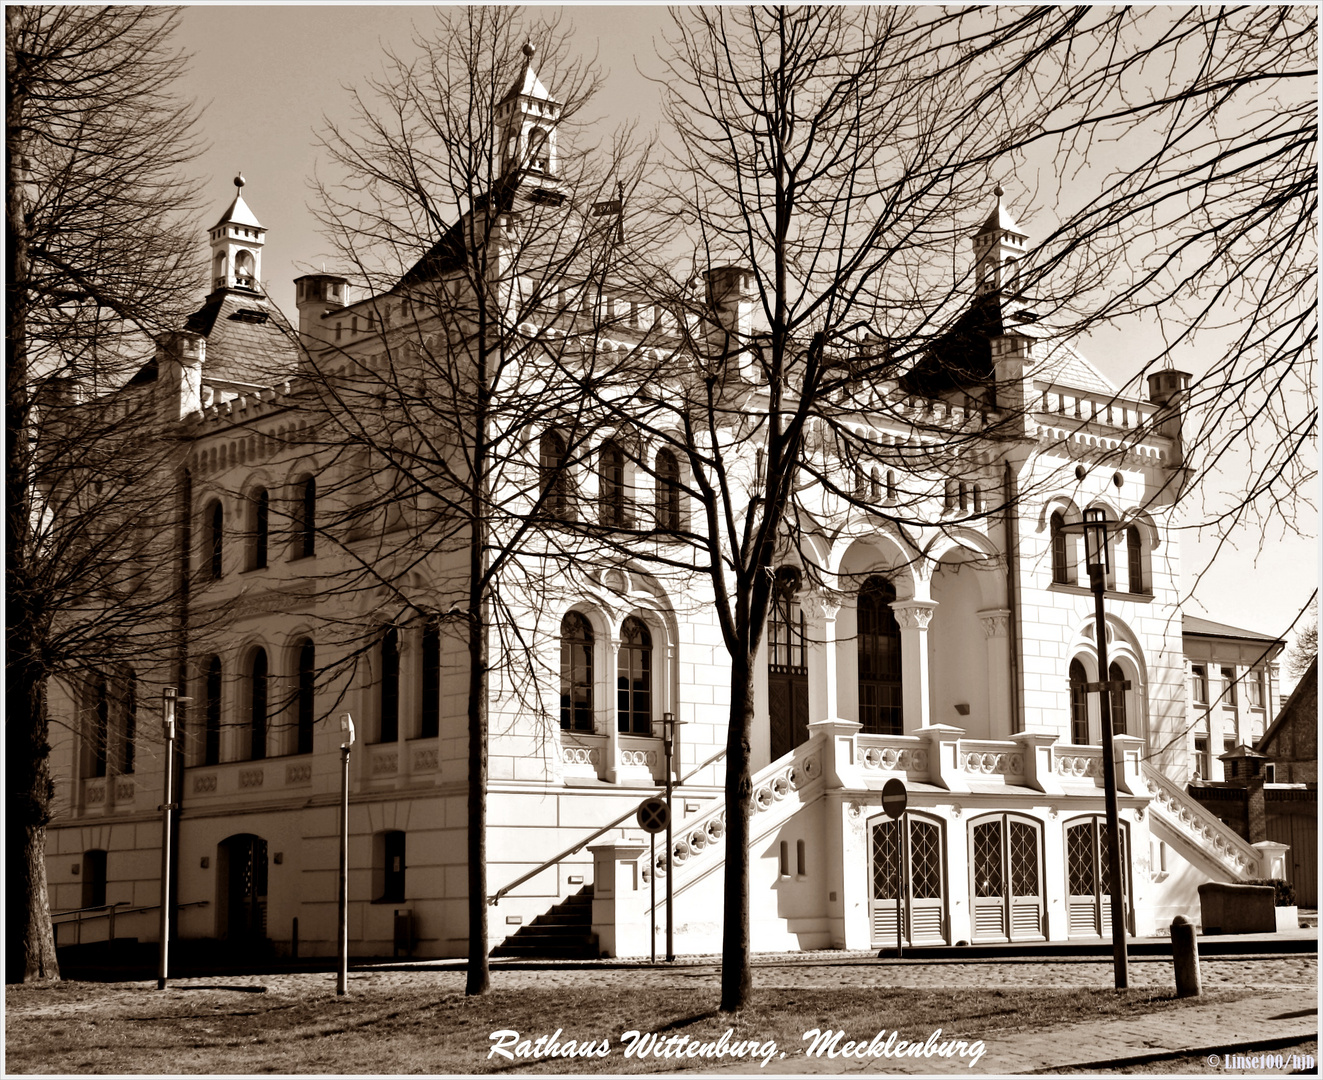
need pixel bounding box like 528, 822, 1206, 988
420, 619, 441, 740
205, 499, 224, 580
655, 450, 681, 531
972, 484, 982, 512
249, 649, 268, 761
89, 673, 109, 778
1051, 512, 1072, 585
379, 627, 399, 743
958, 481, 968, 512
540, 431, 573, 521
560, 613, 594, 732
1108, 661, 1127, 737
527, 126, 549, 172
599, 440, 626, 527
234, 249, 254, 287
250, 487, 269, 570
944, 479, 957, 512
117, 669, 136, 775
617, 617, 652, 735
292, 476, 315, 559
886, 470, 897, 504
869, 467, 881, 502
204, 655, 222, 766
1069, 658, 1089, 745
296, 640, 315, 755
768, 568, 809, 758
858, 577, 903, 736
1126, 526, 1144, 594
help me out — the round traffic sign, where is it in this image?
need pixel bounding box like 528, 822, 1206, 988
881, 778, 907, 820
637, 797, 669, 834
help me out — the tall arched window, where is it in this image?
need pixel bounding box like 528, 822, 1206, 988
599, 440, 626, 527
292, 476, 316, 559
1051, 512, 1072, 585
296, 640, 315, 755
249, 649, 268, 761
117, 669, 136, 775
420, 619, 441, 740
1126, 526, 1144, 594
89, 673, 109, 778
1069, 658, 1089, 745
379, 627, 399, 743
617, 617, 652, 735
560, 613, 594, 732
204, 655, 222, 766
768, 568, 809, 758
858, 576, 903, 735
655, 450, 681, 531
869, 467, 881, 502
1108, 661, 1127, 737
250, 488, 269, 570
205, 499, 224, 580
540, 431, 573, 521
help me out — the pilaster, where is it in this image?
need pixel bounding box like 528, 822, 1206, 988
891, 599, 938, 733
978, 607, 1012, 738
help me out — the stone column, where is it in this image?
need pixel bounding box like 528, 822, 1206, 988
891, 600, 938, 733
605, 633, 622, 784
978, 607, 1012, 739
398, 624, 421, 748
802, 589, 843, 724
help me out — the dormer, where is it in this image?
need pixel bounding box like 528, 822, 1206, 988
495, 43, 562, 179
209, 173, 266, 293
972, 184, 1029, 296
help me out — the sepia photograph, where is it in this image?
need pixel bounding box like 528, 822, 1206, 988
6, 4, 1317, 1075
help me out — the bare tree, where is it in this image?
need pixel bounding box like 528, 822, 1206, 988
303, 6, 654, 994
6, 5, 204, 982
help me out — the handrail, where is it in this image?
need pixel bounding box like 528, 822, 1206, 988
51, 900, 130, 920
488, 745, 727, 905
52, 900, 210, 948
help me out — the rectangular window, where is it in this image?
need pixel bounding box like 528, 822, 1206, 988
778, 840, 789, 878
1246, 670, 1264, 709
1190, 664, 1208, 705
1265, 764, 1276, 783
1220, 666, 1237, 707
1194, 736, 1210, 780
796, 839, 806, 877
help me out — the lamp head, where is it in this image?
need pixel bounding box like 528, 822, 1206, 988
1083, 507, 1110, 574
340, 712, 356, 749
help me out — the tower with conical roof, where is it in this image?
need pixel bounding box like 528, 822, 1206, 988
495, 43, 562, 178
208, 173, 266, 293
972, 184, 1028, 296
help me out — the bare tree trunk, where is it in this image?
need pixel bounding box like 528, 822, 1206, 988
719, 652, 755, 1011
464, 588, 490, 995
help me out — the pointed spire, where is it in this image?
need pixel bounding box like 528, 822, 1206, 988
213, 172, 263, 231
975, 183, 1024, 239
972, 182, 1028, 296
208, 172, 266, 292
500, 41, 553, 107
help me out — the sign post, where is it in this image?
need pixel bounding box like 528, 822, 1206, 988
636, 797, 669, 966
881, 778, 908, 959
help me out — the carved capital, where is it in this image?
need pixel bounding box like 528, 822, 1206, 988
891, 599, 937, 631
978, 607, 1011, 639
801, 588, 843, 622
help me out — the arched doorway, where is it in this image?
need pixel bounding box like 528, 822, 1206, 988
218, 834, 268, 943
1065, 816, 1131, 937
868, 812, 947, 946
970, 813, 1045, 941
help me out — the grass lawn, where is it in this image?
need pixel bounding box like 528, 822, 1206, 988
4, 975, 1249, 1075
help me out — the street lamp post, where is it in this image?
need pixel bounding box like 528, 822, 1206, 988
660, 711, 683, 963
337, 712, 355, 996
156, 686, 186, 990
1083, 508, 1129, 990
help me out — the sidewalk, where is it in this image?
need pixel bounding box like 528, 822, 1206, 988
699, 990, 1317, 1074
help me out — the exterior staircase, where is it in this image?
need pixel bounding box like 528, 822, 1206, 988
490, 885, 599, 959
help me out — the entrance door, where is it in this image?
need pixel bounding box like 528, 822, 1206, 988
1066, 818, 1130, 937
219, 834, 268, 942
970, 815, 1044, 941
869, 815, 946, 946
1267, 812, 1317, 908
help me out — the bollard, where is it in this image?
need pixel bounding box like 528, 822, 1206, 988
1171, 914, 1201, 997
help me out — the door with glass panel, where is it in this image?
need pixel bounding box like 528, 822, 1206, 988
1066, 817, 1131, 937
970, 814, 1045, 941
767, 569, 809, 761
868, 814, 946, 946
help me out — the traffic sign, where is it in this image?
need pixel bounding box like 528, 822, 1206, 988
637, 797, 669, 834
881, 778, 907, 820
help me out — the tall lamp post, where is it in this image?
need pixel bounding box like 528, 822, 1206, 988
660, 711, 683, 963
157, 686, 188, 990
1083, 508, 1129, 990
337, 713, 355, 996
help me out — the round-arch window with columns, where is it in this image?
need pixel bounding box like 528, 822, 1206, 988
858, 576, 902, 735
560, 612, 594, 732
617, 616, 652, 735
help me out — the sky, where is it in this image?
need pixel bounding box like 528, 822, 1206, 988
170, 4, 1317, 655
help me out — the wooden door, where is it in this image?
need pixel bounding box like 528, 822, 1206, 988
869, 816, 946, 946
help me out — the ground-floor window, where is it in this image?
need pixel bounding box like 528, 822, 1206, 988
868, 814, 946, 946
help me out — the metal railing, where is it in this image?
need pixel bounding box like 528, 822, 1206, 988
488, 746, 727, 905
51, 899, 209, 947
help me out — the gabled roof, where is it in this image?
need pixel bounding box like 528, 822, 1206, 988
1183, 614, 1286, 645
394, 172, 523, 290
1257, 657, 1317, 755
184, 289, 299, 384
